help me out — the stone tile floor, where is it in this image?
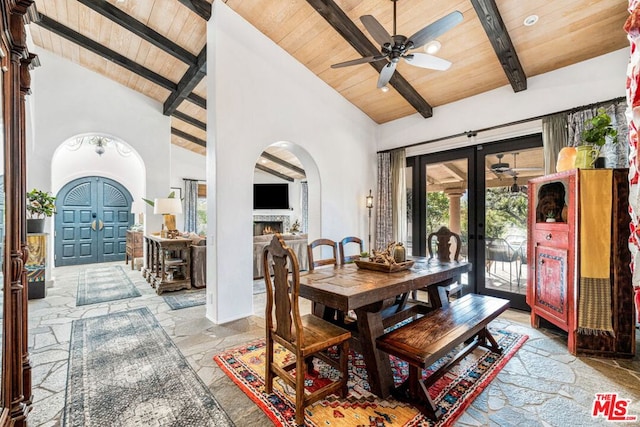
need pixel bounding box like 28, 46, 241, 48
28, 262, 640, 426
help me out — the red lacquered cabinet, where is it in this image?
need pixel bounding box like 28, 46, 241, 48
527, 169, 635, 357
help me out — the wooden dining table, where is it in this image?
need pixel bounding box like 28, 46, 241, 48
298, 258, 472, 398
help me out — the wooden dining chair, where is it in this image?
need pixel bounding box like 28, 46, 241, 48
413, 226, 464, 302
338, 236, 363, 264
307, 238, 338, 270
307, 238, 343, 322
263, 234, 351, 426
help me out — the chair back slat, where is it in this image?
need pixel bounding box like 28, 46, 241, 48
307, 238, 338, 270
427, 226, 462, 262
339, 236, 363, 264
263, 234, 302, 345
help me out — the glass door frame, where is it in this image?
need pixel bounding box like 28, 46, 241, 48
407, 134, 542, 311
407, 146, 477, 296
474, 135, 543, 311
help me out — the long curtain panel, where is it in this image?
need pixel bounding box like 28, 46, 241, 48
542, 113, 568, 175
183, 179, 198, 232
375, 152, 392, 250
567, 100, 628, 168
391, 149, 407, 245
301, 181, 308, 233
624, 1, 640, 322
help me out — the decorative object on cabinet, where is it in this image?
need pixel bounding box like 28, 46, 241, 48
527, 169, 635, 357
555, 147, 577, 172
26, 233, 47, 299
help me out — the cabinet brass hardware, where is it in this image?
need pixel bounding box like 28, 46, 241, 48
545, 234, 552, 240
98, 220, 104, 231
91, 220, 97, 231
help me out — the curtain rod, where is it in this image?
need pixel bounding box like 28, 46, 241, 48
377, 95, 626, 154
182, 178, 206, 182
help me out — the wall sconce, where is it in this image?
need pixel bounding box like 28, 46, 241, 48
154, 198, 182, 237
366, 189, 373, 252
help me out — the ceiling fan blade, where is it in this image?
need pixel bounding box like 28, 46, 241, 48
404, 53, 451, 71
360, 15, 393, 47
331, 55, 387, 69
407, 11, 464, 49
377, 62, 397, 88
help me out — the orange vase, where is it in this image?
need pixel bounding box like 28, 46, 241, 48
556, 147, 577, 172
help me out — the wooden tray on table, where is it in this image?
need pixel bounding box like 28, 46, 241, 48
354, 260, 414, 273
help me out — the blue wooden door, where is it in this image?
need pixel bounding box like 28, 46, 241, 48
55, 176, 133, 266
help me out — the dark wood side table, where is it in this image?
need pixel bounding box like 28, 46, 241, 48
142, 235, 192, 294
125, 230, 143, 270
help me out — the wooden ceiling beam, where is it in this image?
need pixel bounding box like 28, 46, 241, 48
164, 47, 207, 115
255, 164, 294, 182
171, 127, 206, 147
187, 93, 207, 109
260, 152, 306, 176
177, 0, 212, 21
77, 0, 197, 64
173, 111, 206, 131
305, 0, 433, 118
36, 14, 176, 91
470, 0, 527, 92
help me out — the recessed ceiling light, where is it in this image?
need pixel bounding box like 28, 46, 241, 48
523, 15, 538, 26
260, 159, 267, 164
424, 40, 441, 55
380, 85, 390, 93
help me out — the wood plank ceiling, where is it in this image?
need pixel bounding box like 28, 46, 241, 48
27, 0, 628, 180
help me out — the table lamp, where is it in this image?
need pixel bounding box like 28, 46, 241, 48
154, 198, 182, 237
130, 200, 144, 225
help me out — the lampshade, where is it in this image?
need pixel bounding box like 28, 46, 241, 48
153, 198, 182, 215
130, 200, 143, 214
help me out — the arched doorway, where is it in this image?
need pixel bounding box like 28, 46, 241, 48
55, 176, 133, 266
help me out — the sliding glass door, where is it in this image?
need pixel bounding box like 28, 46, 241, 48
407, 135, 543, 310
407, 148, 476, 295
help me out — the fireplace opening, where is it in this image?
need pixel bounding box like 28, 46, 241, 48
254, 221, 283, 236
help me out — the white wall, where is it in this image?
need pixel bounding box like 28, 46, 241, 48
28, 49, 171, 235
51, 138, 145, 204
207, 2, 377, 323
378, 48, 628, 153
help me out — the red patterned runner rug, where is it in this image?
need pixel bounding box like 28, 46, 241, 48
214, 327, 527, 426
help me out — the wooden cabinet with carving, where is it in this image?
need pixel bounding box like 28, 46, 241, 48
126, 230, 143, 270
527, 169, 635, 357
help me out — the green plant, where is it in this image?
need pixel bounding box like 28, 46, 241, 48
581, 108, 618, 148
360, 251, 369, 258
26, 189, 56, 219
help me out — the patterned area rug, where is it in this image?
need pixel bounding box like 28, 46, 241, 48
162, 289, 206, 310
76, 265, 141, 306
214, 328, 527, 426
64, 307, 234, 427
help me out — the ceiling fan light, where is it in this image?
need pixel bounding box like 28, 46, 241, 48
424, 40, 441, 55
380, 85, 390, 93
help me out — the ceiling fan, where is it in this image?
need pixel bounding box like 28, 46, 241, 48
490, 153, 543, 177
330, 0, 463, 89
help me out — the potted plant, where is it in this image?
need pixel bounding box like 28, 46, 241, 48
577, 108, 618, 168
545, 210, 556, 223
26, 189, 56, 233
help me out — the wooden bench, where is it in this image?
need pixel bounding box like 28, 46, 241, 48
376, 293, 509, 420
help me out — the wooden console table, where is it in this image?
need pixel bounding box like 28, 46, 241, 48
142, 235, 192, 294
